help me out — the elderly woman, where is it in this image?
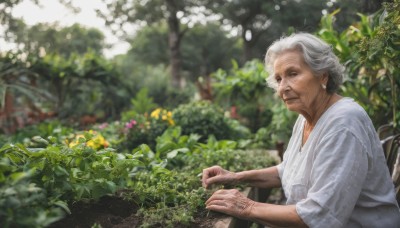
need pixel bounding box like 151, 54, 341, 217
202, 33, 400, 227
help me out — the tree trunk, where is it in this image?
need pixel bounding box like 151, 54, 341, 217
243, 39, 253, 62
241, 24, 266, 62
2, 90, 16, 134
166, 0, 183, 89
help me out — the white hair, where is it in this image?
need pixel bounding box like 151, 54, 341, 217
264, 33, 344, 93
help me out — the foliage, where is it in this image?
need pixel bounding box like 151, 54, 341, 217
126, 24, 170, 66
357, 1, 400, 128
1, 50, 129, 134
0, 121, 277, 228
125, 22, 241, 81
97, 0, 203, 88
251, 100, 297, 149
204, 0, 326, 61
0, 134, 143, 227
0, 52, 43, 108
67, 130, 109, 150
212, 60, 274, 132
123, 87, 157, 118
172, 100, 251, 142
114, 62, 194, 109
124, 108, 175, 150
4, 120, 74, 146
91, 121, 126, 150
327, 0, 386, 32
0, 173, 66, 228
125, 127, 276, 227
182, 22, 242, 80
9, 22, 106, 57
0, 52, 53, 134
27, 51, 128, 120
318, 1, 400, 128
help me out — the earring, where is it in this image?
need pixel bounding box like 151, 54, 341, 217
321, 84, 326, 89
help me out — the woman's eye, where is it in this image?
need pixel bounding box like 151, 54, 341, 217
289, 72, 297, 76
276, 77, 282, 83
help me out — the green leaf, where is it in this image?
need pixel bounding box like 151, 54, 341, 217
166, 148, 189, 159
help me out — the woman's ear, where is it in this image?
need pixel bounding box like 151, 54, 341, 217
321, 72, 329, 85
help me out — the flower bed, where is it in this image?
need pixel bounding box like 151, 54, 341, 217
0, 127, 277, 228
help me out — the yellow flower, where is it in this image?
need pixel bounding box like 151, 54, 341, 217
68, 131, 109, 149
150, 108, 162, 119
150, 108, 174, 126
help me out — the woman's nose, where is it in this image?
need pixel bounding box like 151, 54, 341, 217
277, 79, 288, 94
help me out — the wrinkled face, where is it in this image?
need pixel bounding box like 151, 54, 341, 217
273, 50, 325, 114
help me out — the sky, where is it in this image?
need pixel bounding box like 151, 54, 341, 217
0, 0, 130, 58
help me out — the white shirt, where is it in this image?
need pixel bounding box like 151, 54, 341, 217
277, 98, 400, 227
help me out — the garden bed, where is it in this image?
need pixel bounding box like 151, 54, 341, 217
0, 124, 279, 228
50, 186, 272, 228
49, 194, 225, 228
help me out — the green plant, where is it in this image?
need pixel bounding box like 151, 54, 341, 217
8, 120, 74, 146
357, 1, 400, 128
0, 173, 67, 228
121, 88, 157, 122
317, 2, 400, 128
172, 100, 248, 142
92, 121, 126, 149
124, 108, 175, 150
0, 132, 144, 227
212, 60, 274, 132
1, 120, 277, 227
124, 127, 276, 227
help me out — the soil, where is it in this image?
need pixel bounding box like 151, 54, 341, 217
49, 195, 225, 228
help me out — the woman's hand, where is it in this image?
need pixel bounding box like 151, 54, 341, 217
202, 165, 237, 189
205, 189, 255, 219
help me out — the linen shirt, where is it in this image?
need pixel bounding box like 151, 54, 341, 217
277, 98, 400, 227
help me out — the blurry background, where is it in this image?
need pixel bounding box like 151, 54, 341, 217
0, 0, 397, 148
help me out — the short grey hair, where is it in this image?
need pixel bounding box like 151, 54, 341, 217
264, 33, 344, 94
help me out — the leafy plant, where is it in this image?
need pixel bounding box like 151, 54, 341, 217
0, 173, 66, 228
7, 120, 74, 146
124, 108, 175, 150
121, 88, 157, 121
125, 127, 276, 227
0, 133, 143, 227
172, 100, 250, 142
212, 60, 274, 132
317, 2, 400, 128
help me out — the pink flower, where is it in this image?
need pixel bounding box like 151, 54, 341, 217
98, 122, 108, 129
125, 119, 137, 129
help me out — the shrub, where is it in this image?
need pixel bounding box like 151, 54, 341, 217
212, 60, 274, 132
172, 101, 250, 142
6, 120, 74, 147
124, 108, 175, 150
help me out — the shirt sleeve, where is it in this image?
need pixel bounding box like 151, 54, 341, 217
296, 128, 369, 228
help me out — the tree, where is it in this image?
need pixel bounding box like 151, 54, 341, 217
97, 0, 202, 89
182, 23, 241, 79
318, 0, 399, 128
327, 0, 389, 32
204, 0, 326, 62
8, 22, 106, 57
1, 0, 79, 41
115, 22, 241, 103
125, 22, 240, 79
0, 0, 33, 39
126, 23, 170, 67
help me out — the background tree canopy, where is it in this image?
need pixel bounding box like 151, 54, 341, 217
0, 0, 397, 135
